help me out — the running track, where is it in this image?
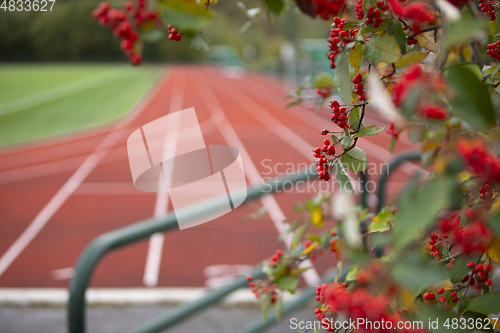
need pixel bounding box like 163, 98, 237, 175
0, 66, 417, 288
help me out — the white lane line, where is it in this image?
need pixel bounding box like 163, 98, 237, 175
196, 70, 321, 287
208, 68, 360, 190
0, 67, 140, 117
237, 79, 421, 176
143, 72, 186, 287
0, 288, 303, 306
0, 70, 170, 278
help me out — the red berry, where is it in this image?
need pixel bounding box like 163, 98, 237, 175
439, 296, 446, 303
437, 287, 444, 294
485, 279, 492, 286
246, 275, 252, 281
467, 262, 475, 268
352, 74, 362, 84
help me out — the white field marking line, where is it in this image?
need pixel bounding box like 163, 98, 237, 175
143, 71, 186, 287
0, 136, 104, 170
0, 109, 224, 185
0, 69, 170, 278
0, 67, 139, 117
208, 68, 360, 190
51, 267, 74, 280
0, 288, 304, 306
239, 78, 424, 177
196, 70, 321, 287
247, 74, 415, 146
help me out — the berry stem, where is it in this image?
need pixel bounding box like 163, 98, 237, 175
463, 254, 483, 297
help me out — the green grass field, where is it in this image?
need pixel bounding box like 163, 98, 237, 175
0, 64, 162, 146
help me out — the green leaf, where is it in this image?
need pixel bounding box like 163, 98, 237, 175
274, 295, 284, 322
335, 162, 354, 194
349, 44, 364, 73
488, 213, 500, 236
335, 51, 352, 105
395, 51, 429, 68
446, 64, 496, 128
368, 208, 393, 233
264, 0, 284, 14
307, 233, 322, 243
290, 266, 312, 275
260, 293, 272, 323
467, 292, 500, 315
388, 135, 397, 153
444, 12, 486, 49
314, 72, 335, 88
353, 125, 386, 138
345, 265, 360, 281
393, 176, 453, 250
340, 147, 367, 172
448, 255, 479, 283
341, 134, 353, 149
393, 254, 447, 295
349, 106, 365, 130
159, 2, 212, 31
417, 31, 438, 52
190, 31, 210, 50
343, 20, 363, 30
291, 225, 307, 250
141, 29, 164, 43
362, 19, 390, 33
364, 33, 402, 64
276, 275, 299, 294
386, 21, 407, 54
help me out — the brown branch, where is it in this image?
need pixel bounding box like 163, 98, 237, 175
408, 25, 442, 39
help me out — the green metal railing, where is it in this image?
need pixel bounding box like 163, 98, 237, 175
68, 151, 421, 333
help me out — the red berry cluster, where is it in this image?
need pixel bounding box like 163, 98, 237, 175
330, 100, 349, 129
316, 85, 332, 98
92, 0, 160, 65
247, 276, 278, 302
304, 239, 323, 260
327, 17, 359, 69
407, 37, 418, 45
313, 0, 346, 20
466, 262, 492, 286
388, 123, 399, 139
352, 73, 366, 101
487, 41, 500, 61
329, 238, 341, 259
425, 233, 442, 259
365, 3, 386, 28
269, 249, 283, 266
314, 155, 331, 181
355, 0, 364, 19
479, 0, 497, 20
168, 24, 182, 41
321, 129, 330, 136
458, 140, 500, 186
480, 183, 493, 200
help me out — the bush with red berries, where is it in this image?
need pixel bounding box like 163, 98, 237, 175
92, 0, 500, 330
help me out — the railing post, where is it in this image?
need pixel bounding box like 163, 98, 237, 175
376, 151, 422, 213
68, 167, 316, 333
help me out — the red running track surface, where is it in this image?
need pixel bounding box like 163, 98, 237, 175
0, 66, 418, 288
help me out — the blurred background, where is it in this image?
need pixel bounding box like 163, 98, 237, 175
0, 2, 410, 332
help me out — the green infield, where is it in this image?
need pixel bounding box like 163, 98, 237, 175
0, 64, 162, 146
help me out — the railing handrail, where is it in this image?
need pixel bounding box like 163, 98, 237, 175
68, 167, 317, 333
